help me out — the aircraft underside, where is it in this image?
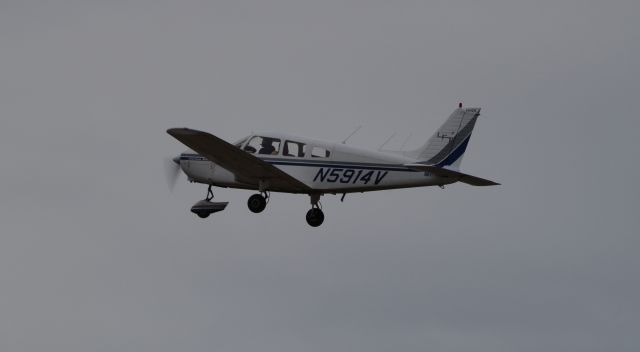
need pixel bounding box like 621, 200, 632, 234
177, 158, 454, 227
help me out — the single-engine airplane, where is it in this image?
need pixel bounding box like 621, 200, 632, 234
166, 105, 499, 227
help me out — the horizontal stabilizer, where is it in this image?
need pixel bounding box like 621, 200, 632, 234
404, 164, 500, 186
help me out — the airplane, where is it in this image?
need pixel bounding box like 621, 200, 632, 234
165, 104, 499, 227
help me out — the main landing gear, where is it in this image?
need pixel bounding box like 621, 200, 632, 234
191, 185, 228, 218
246, 192, 325, 227
190, 186, 326, 226
247, 192, 269, 213
305, 194, 324, 227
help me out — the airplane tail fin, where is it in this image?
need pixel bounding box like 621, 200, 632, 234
397, 106, 481, 168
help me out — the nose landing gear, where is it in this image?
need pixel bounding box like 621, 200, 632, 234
191, 185, 228, 218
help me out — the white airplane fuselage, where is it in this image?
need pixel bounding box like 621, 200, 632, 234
167, 107, 497, 226
178, 134, 453, 194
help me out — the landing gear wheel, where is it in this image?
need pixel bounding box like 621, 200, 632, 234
195, 212, 210, 219
306, 208, 325, 227
191, 186, 228, 219
247, 194, 267, 213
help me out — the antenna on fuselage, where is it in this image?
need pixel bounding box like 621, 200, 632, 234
399, 133, 412, 150
341, 125, 362, 144
378, 132, 396, 150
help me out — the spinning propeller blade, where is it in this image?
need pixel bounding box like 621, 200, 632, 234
163, 156, 181, 191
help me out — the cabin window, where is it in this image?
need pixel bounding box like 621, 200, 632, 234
311, 146, 330, 158
283, 140, 307, 157
244, 136, 281, 155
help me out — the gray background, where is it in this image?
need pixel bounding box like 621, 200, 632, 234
1, 0, 639, 351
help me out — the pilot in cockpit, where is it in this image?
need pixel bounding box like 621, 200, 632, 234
259, 139, 277, 155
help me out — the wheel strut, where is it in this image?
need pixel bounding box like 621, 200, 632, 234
310, 193, 321, 208
206, 185, 214, 201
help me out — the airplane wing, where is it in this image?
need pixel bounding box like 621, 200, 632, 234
404, 164, 500, 186
167, 128, 311, 192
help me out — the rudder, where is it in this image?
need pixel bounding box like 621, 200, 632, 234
403, 107, 481, 168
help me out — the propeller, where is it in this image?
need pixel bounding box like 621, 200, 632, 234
163, 156, 181, 191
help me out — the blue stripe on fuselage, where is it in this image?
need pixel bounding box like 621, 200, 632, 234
179, 154, 418, 172
264, 160, 415, 172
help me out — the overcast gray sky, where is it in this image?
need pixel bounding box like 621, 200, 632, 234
1, 0, 639, 351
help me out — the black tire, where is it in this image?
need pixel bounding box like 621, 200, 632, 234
196, 212, 210, 219
306, 208, 324, 227
247, 194, 267, 213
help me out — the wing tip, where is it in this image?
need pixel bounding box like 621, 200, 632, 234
167, 127, 185, 134
463, 178, 500, 186
167, 127, 202, 137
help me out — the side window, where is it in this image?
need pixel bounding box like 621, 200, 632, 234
283, 140, 307, 157
311, 146, 331, 158
244, 136, 281, 155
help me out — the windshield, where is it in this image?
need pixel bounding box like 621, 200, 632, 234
233, 137, 249, 148
244, 136, 281, 155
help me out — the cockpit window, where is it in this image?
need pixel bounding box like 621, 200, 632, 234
283, 140, 307, 157
244, 136, 281, 155
311, 146, 330, 158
